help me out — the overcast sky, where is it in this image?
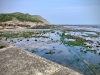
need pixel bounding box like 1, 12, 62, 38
0, 0, 100, 25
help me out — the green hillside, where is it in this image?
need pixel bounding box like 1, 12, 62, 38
0, 12, 43, 23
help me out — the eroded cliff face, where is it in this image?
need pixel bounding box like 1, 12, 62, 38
1, 21, 46, 27
0, 18, 51, 29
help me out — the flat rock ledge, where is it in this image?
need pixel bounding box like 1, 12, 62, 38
0, 40, 82, 75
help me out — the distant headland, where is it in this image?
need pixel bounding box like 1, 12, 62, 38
0, 12, 51, 29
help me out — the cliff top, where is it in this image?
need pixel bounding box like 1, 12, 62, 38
0, 12, 50, 25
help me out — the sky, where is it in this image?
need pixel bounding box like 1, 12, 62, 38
0, 0, 100, 25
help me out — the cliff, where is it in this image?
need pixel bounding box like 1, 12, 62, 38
0, 12, 51, 28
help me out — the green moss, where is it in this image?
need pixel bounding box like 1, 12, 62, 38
60, 32, 93, 46
83, 34, 99, 37
0, 30, 51, 39
31, 50, 36, 53
86, 50, 97, 54
75, 58, 80, 62
0, 32, 38, 38
94, 66, 99, 70
66, 34, 93, 43
0, 33, 18, 38
99, 63, 100, 65
67, 41, 84, 46
0, 46, 5, 49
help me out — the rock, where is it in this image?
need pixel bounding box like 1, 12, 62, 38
45, 50, 55, 54
35, 39, 37, 41
96, 45, 100, 47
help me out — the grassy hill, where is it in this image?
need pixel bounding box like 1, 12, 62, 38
0, 12, 50, 24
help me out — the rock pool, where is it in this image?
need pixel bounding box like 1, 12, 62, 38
1, 26, 100, 75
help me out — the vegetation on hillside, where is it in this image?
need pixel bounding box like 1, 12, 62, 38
0, 12, 43, 22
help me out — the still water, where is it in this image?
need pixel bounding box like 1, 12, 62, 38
1, 27, 100, 75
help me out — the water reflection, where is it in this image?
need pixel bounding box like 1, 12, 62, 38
1, 28, 100, 75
